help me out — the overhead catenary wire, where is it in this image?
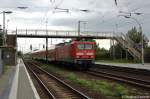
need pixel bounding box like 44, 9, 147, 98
130, 2, 150, 12
93, 0, 150, 32
38, 0, 64, 29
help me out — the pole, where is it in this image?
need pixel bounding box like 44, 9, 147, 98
3, 11, 5, 45
140, 26, 144, 65
46, 37, 48, 62
46, 19, 48, 63
121, 49, 122, 60
6, 20, 9, 38
78, 21, 80, 36
3, 11, 5, 33
126, 49, 128, 60
110, 39, 112, 58
113, 32, 115, 60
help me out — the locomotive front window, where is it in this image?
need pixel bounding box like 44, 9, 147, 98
85, 44, 93, 49
77, 44, 93, 50
77, 44, 84, 49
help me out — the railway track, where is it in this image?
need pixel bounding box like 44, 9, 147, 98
86, 69, 150, 90
24, 61, 90, 99
29, 60, 150, 90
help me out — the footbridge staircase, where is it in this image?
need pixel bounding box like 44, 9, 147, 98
114, 33, 142, 60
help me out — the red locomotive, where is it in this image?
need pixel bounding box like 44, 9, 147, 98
32, 40, 96, 69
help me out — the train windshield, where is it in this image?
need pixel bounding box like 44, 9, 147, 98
77, 44, 93, 50
85, 44, 93, 49
77, 44, 84, 49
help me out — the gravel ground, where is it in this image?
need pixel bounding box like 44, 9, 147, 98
44, 68, 107, 99
32, 61, 150, 99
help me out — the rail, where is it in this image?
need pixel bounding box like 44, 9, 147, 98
25, 60, 90, 99
25, 62, 56, 99
87, 69, 150, 90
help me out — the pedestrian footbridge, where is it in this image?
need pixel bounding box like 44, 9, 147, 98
8, 29, 143, 61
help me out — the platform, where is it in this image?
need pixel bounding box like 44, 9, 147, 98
96, 62, 150, 71
8, 59, 40, 99
0, 66, 16, 99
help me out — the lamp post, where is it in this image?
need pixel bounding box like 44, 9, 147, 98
45, 19, 48, 62
124, 16, 144, 65
1, 11, 12, 33
6, 19, 10, 37
0, 11, 13, 46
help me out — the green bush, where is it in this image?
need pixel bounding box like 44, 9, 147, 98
96, 48, 110, 60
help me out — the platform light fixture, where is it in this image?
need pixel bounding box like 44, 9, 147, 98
0, 11, 13, 45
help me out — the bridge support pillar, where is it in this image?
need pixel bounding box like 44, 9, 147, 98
46, 37, 48, 63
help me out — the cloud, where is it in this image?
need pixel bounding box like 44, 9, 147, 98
0, 0, 150, 39
2, 0, 149, 52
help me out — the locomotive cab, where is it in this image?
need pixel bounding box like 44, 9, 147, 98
71, 41, 96, 67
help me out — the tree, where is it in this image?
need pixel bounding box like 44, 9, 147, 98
96, 47, 110, 60
109, 27, 149, 61
127, 27, 149, 48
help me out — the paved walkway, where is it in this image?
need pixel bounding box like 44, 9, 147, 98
96, 62, 150, 70
9, 59, 40, 99
0, 66, 16, 99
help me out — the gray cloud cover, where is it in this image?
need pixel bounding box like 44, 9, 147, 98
0, 0, 150, 38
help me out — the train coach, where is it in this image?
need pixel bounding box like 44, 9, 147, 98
32, 40, 96, 69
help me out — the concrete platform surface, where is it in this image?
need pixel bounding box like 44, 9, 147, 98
96, 62, 150, 70
8, 59, 40, 99
0, 66, 16, 99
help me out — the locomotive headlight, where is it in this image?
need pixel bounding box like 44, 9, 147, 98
76, 53, 84, 55
76, 56, 80, 58
86, 53, 94, 55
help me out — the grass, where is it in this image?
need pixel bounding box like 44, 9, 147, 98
66, 73, 129, 98
42, 63, 130, 98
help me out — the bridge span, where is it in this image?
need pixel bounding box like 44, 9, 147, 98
8, 29, 114, 39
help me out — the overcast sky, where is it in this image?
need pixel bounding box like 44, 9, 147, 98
0, 0, 150, 52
